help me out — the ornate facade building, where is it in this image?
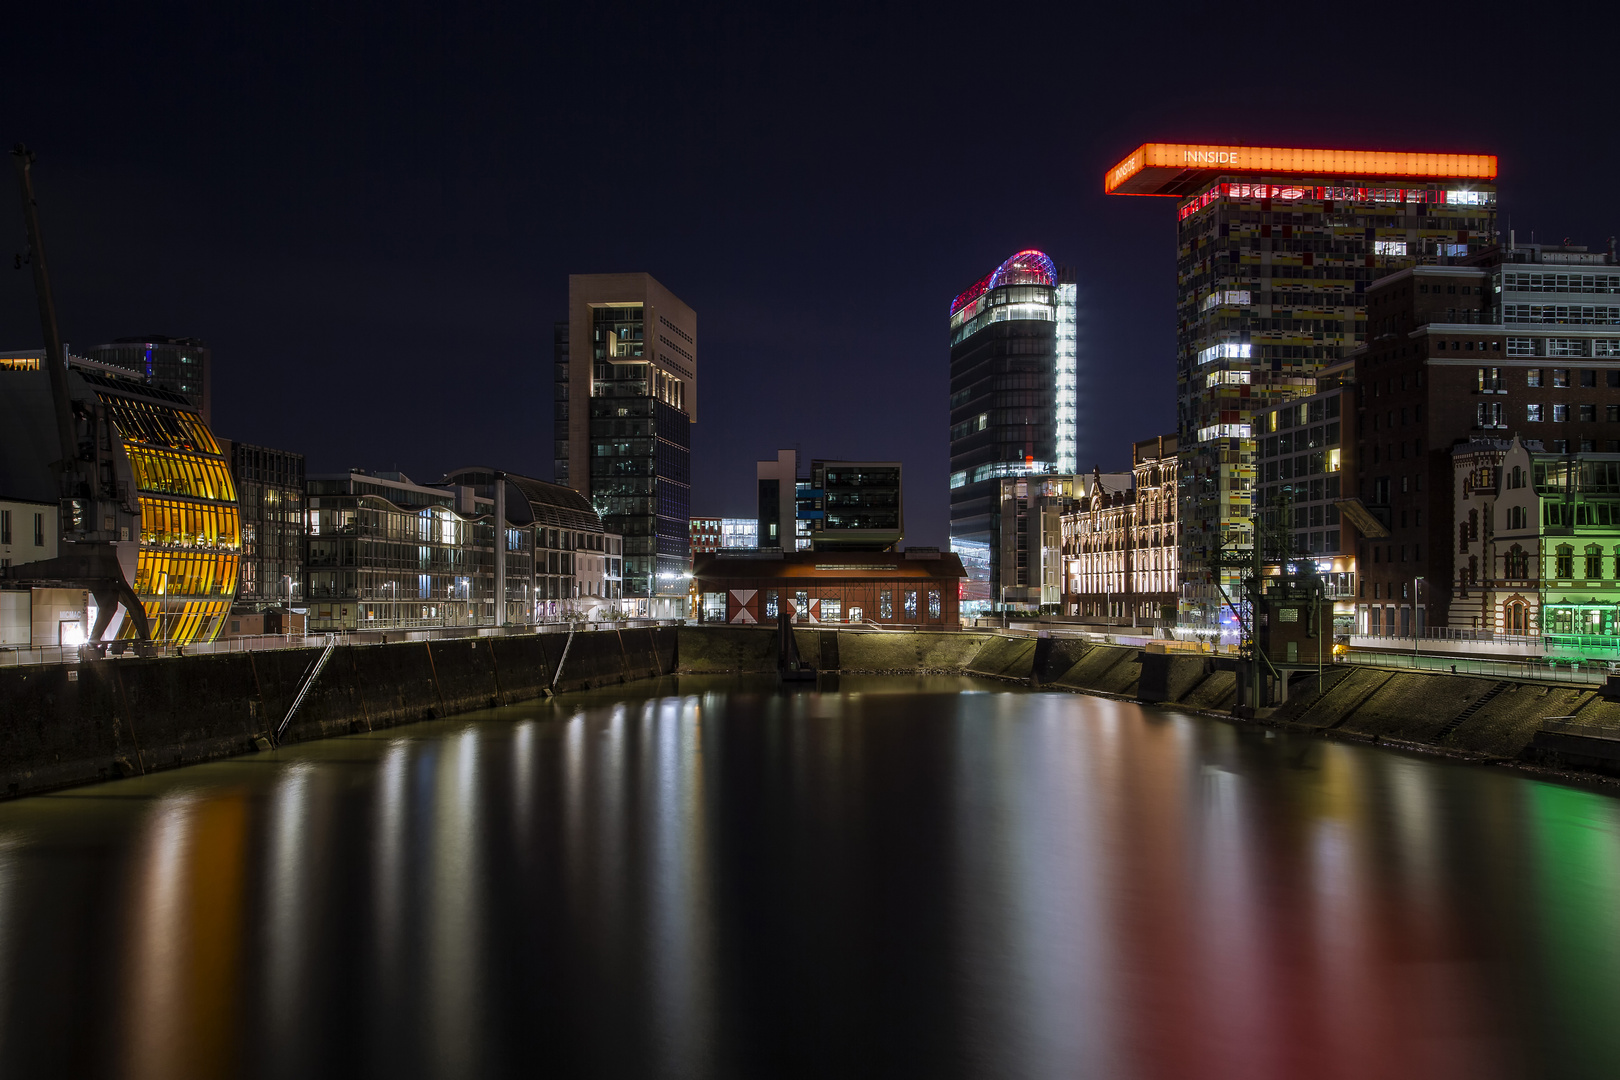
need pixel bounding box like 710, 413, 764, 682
1450, 436, 1620, 643
1061, 435, 1179, 624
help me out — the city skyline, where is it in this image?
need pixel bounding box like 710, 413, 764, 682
4, 8, 1617, 548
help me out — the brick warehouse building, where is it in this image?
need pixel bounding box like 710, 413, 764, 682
692, 550, 965, 630
1352, 242, 1620, 633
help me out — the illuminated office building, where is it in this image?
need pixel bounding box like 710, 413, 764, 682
86, 336, 212, 425
1104, 144, 1497, 626
558, 273, 695, 617
0, 353, 241, 645
304, 469, 519, 631
222, 440, 305, 614
948, 249, 1078, 613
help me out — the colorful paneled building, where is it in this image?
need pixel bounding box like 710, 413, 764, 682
1105, 143, 1498, 628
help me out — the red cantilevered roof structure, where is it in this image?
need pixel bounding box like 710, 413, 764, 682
1104, 143, 1497, 198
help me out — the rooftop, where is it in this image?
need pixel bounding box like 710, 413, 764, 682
1105, 143, 1497, 197
950, 249, 1057, 315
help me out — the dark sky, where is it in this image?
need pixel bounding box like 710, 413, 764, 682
5, 4, 1617, 546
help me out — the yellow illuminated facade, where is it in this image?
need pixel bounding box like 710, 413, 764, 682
96, 388, 242, 644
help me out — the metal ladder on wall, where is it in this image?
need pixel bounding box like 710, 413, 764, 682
276, 636, 337, 743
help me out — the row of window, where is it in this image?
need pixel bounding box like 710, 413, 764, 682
1503, 272, 1620, 295
1503, 304, 1620, 325
1260, 449, 1343, 482
702, 588, 944, 622
1261, 424, 1340, 456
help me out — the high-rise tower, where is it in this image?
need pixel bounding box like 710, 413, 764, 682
948, 249, 1078, 614
1104, 144, 1497, 627
557, 273, 696, 616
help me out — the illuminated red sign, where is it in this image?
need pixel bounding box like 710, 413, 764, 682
1176, 183, 1496, 220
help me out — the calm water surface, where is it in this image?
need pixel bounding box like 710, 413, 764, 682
1, 675, 1618, 1079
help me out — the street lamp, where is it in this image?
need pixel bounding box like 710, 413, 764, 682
1413, 575, 1425, 665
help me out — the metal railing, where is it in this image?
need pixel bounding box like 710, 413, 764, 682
0, 618, 684, 668
1418, 627, 1542, 645
1541, 716, 1620, 742
1340, 649, 1607, 686
1356, 627, 1542, 645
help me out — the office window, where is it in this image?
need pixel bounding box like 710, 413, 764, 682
1526, 367, 1542, 385
1581, 404, 1598, 422
1527, 404, 1544, 422
1583, 370, 1599, 387
1553, 368, 1571, 387
1554, 404, 1569, 423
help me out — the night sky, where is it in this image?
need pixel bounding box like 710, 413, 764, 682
5, 5, 1617, 546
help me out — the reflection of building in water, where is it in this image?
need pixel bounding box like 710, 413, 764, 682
0, 351, 242, 646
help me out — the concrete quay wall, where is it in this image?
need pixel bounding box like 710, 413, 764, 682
1, 625, 1615, 799
0, 628, 678, 799
958, 635, 1617, 775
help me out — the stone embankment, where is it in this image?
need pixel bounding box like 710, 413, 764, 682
1, 625, 1614, 798
960, 635, 1620, 778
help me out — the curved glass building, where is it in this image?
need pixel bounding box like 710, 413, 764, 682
0, 355, 241, 645
83, 371, 243, 643
948, 250, 1078, 614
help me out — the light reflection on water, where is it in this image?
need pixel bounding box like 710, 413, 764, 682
0, 675, 1616, 1078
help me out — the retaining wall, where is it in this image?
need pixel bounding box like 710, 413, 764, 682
3, 625, 1616, 799
0, 628, 679, 799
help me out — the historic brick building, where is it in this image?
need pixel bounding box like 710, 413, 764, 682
1353, 243, 1620, 633
692, 549, 966, 630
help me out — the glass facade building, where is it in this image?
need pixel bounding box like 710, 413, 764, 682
224, 441, 305, 611
305, 471, 519, 631
948, 249, 1078, 613
86, 336, 212, 425
84, 372, 242, 644
1106, 143, 1498, 627
806, 460, 903, 551
561, 274, 696, 613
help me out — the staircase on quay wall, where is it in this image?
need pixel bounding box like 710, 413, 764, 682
1434, 681, 1511, 742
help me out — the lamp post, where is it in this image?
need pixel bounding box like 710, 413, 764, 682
1413, 575, 1425, 666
